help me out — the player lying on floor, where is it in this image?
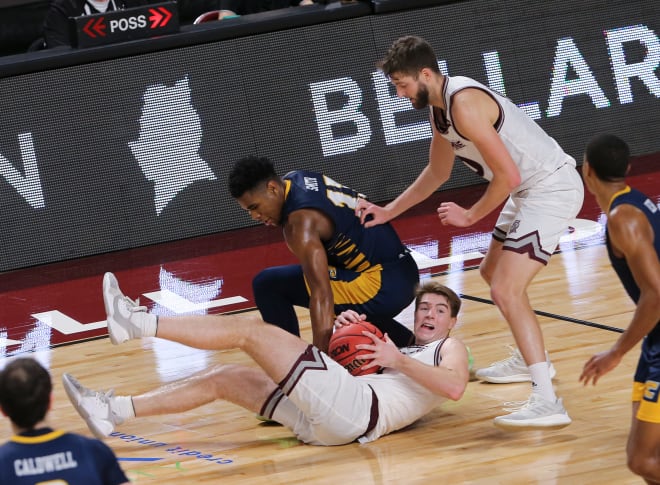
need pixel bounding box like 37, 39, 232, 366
63, 273, 469, 446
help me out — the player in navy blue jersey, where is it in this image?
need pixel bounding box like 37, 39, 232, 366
579, 134, 660, 483
0, 357, 129, 485
228, 155, 419, 353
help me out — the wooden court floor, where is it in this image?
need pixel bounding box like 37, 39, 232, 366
2, 244, 643, 484
2, 155, 659, 483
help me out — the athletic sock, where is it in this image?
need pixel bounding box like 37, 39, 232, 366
114, 396, 136, 420
529, 362, 556, 402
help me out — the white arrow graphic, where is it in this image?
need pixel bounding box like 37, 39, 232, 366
32, 311, 107, 334
143, 290, 247, 313
32, 292, 249, 335
0, 133, 45, 209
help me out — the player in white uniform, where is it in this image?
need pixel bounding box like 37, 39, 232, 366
62, 274, 469, 446
357, 36, 583, 429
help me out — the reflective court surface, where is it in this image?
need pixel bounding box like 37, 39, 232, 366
0, 154, 658, 483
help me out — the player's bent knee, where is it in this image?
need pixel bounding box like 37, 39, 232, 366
479, 263, 492, 285
252, 268, 278, 294
627, 448, 658, 479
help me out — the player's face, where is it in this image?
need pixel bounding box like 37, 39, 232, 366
389, 72, 429, 110
413, 293, 456, 345
236, 181, 284, 227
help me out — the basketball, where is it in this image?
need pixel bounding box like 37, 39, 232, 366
328, 321, 385, 376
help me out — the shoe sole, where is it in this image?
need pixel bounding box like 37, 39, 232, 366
493, 417, 572, 431
61, 374, 112, 440
103, 272, 128, 345
477, 374, 533, 383
476, 365, 557, 384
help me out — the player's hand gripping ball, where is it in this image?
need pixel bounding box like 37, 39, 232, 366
328, 321, 385, 376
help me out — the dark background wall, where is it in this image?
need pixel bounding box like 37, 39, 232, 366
1, 0, 658, 272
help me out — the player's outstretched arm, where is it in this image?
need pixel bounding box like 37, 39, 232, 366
580, 205, 660, 386
284, 209, 336, 352
359, 334, 468, 400
356, 132, 455, 228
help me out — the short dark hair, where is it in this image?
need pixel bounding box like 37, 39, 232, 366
414, 280, 461, 317
378, 35, 440, 78
0, 358, 52, 429
228, 155, 278, 198
585, 134, 630, 182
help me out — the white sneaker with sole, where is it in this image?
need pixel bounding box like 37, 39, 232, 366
475, 345, 556, 383
62, 373, 124, 439
493, 393, 572, 430
103, 272, 150, 345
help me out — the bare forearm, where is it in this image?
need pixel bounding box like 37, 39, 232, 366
309, 297, 334, 352
612, 297, 660, 357
465, 175, 513, 224
393, 354, 466, 401
385, 164, 448, 218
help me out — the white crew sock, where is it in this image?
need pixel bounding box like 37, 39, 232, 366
132, 312, 158, 338
529, 362, 556, 402
113, 395, 136, 420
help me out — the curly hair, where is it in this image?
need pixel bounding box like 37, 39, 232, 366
585, 134, 630, 182
378, 35, 440, 78
0, 358, 52, 429
228, 155, 279, 198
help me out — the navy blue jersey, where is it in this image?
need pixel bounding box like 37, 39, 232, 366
0, 428, 127, 485
607, 187, 660, 303
282, 171, 408, 271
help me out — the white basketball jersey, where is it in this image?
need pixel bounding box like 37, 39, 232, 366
359, 339, 447, 443
432, 76, 575, 193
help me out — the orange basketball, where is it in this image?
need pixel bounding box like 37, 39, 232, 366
328, 321, 385, 376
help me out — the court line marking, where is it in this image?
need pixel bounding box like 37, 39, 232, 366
459, 293, 624, 333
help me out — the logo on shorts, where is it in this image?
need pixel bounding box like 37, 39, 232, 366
510, 220, 520, 234
450, 139, 466, 150
328, 267, 337, 278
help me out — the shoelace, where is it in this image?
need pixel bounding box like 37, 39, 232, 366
502, 399, 528, 411
490, 345, 524, 367
122, 296, 147, 313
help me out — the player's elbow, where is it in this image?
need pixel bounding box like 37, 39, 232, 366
445, 379, 467, 401
507, 171, 521, 190
446, 387, 465, 401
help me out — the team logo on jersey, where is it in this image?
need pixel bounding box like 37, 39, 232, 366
450, 140, 466, 150
644, 198, 658, 213
510, 220, 520, 234
304, 177, 319, 192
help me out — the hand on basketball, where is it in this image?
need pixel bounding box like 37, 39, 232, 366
356, 332, 400, 371
437, 202, 472, 227
355, 198, 391, 228
334, 310, 366, 328
579, 349, 622, 386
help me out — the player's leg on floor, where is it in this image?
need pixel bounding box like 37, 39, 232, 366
627, 399, 660, 482
63, 364, 277, 438
252, 265, 310, 336
103, 271, 311, 381
132, 364, 277, 417
154, 314, 309, 382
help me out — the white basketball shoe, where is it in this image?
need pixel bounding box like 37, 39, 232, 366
62, 373, 124, 439
103, 272, 156, 344
493, 393, 572, 430
475, 345, 556, 383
